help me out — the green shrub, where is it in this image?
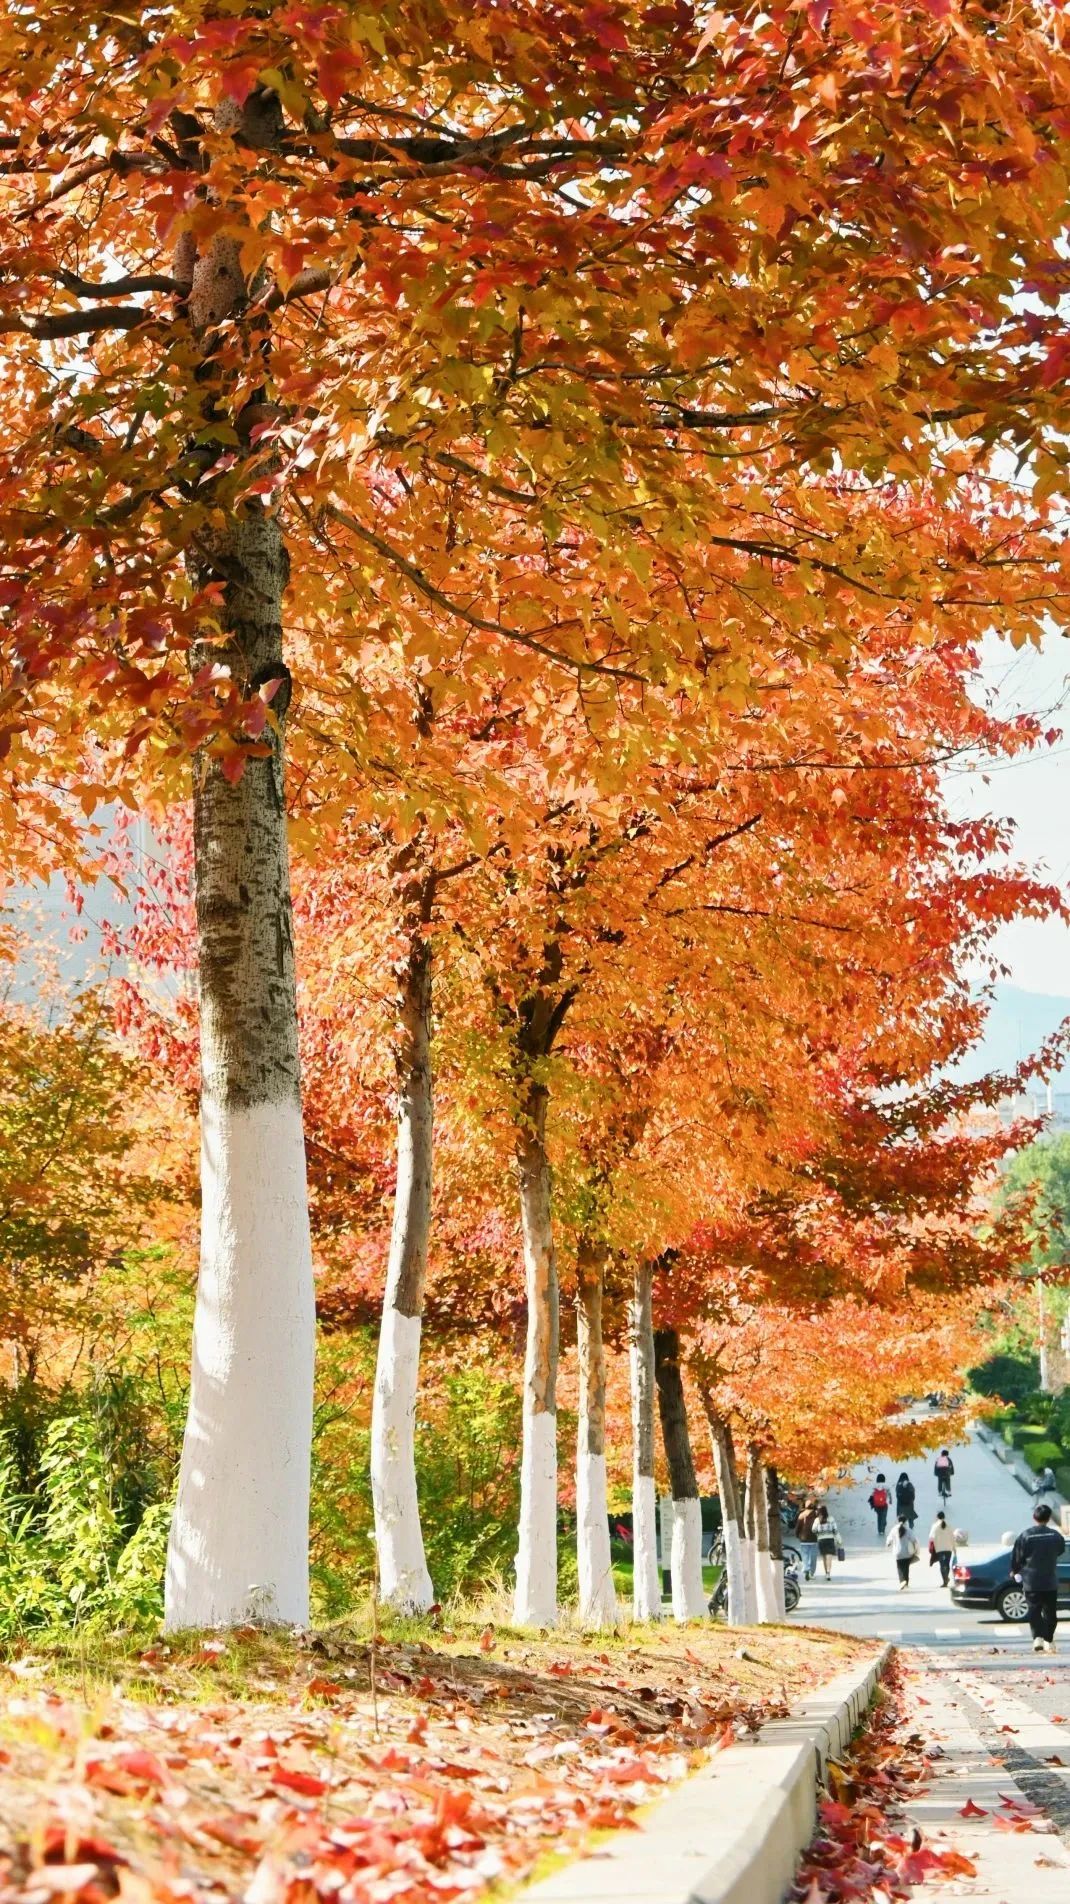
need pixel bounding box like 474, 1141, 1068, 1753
968, 1353, 1041, 1406
1009, 1425, 1048, 1449
1022, 1440, 1063, 1474
1056, 1467, 1070, 1500
0, 1415, 171, 1638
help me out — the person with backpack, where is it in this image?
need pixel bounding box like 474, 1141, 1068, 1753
888, 1517, 920, 1588
1011, 1504, 1067, 1653
895, 1472, 917, 1527
928, 1511, 955, 1586
933, 1450, 954, 1500
814, 1504, 840, 1580
796, 1498, 819, 1580
868, 1473, 890, 1537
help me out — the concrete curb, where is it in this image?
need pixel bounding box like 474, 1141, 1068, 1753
520, 1644, 891, 1904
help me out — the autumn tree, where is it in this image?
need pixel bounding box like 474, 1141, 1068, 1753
5, 1, 1070, 1628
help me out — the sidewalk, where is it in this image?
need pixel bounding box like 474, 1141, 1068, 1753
897, 1655, 1070, 1900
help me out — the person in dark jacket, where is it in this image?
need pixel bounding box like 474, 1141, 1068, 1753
895, 1472, 917, 1527
933, 1450, 954, 1500
1011, 1504, 1067, 1653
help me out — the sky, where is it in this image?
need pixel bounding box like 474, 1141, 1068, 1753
947, 629, 1070, 1003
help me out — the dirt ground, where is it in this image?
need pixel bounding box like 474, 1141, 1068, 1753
0, 1617, 874, 1904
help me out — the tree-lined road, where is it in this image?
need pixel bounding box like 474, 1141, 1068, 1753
797, 1421, 1048, 1651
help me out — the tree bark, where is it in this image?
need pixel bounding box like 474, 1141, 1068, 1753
628, 1261, 661, 1621
165, 507, 314, 1630
653, 1329, 706, 1620
371, 932, 435, 1611
165, 88, 315, 1630
513, 1081, 559, 1626
748, 1445, 779, 1623
575, 1237, 617, 1627
766, 1464, 786, 1619
701, 1397, 753, 1626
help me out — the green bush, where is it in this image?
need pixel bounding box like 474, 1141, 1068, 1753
1008, 1424, 1048, 1449
0, 1414, 171, 1638
1022, 1440, 1063, 1474
968, 1353, 1041, 1406
1056, 1466, 1070, 1500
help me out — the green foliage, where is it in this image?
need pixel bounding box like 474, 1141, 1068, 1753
967, 1351, 1040, 1406
1022, 1439, 1063, 1474
0, 1414, 171, 1638
1056, 1466, 1070, 1500
310, 1336, 524, 1617
1001, 1134, 1070, 1278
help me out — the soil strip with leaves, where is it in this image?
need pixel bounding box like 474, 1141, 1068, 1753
0, 1621, 867, 1904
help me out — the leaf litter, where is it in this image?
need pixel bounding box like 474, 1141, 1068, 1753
0, 1623, 863, 1904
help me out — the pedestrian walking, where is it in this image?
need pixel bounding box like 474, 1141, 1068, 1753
1031, 1464, 1059, 1512
887, 1517, 920, 1589
894, 1472, 917, 1527
1011, 1504, 1067, 1654
928, 1511, 955, 1586
814, 1504, 839, 1580
868, 1473, 891, 1537
933, 1449, 954, 1501
796, 1497, 819, 1580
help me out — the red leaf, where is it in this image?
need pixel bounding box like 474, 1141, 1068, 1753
272, 1767, 328, 1798
959, 1797, 988, 1816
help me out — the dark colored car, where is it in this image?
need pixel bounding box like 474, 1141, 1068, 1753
951, 1546, 1070, 1623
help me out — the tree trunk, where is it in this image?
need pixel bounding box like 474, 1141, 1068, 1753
514, 1082, 559, 1626
371, 934, 435, 1612
163, 85, 315, 1633
653, 1329, 706, 1620
748, 1446, 779, 1623
575, 1238, 617, 1627
702, 1399, 753, 1626
766, 1464, 787, 1618
628, 1261, 661, 1621
165, 510, 314, 1630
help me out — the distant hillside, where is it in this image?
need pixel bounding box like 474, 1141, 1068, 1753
959, 983, 1070, 1085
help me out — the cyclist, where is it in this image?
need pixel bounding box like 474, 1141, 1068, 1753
933, 1449, 954, 1501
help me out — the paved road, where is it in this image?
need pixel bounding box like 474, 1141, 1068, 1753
792, 1423, 1070, 1894
793, 1420, 1044, 1651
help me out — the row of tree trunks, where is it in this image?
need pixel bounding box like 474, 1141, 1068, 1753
654, 1329, 707, 1620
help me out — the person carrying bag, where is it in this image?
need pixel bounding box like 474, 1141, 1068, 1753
888, 1517, 920, 1589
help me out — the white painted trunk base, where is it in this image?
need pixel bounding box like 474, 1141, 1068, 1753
514, 1407, 558, 1627
165, 1097, 314, 1630
740, 1535, 759, 1624
577, 1450, 618, 1627
722, 1518, 748, 1627
371, 1308, 434, 1612
670, 1495, 706, 1621
755, 1548, 780, 1623
632, 1473, 661, 1621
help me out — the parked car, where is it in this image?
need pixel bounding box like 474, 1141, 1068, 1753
951, 1546, 1070, 1622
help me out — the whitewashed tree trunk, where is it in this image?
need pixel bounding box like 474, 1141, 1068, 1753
628, 1261, 661, 1621
371, 933, 435, 1612
654, 1330, 706, 1620
165, 519, 313, 1630
575, 1239, 617, 1628
165, 101, 314, 1629
766, 1465, 787, 1619
749, 1447, 779, 1623
514, 1083, 559, 1626
706, 1405, 752, 1627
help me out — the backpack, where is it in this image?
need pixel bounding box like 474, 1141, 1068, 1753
871, 1487, 889, 1509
